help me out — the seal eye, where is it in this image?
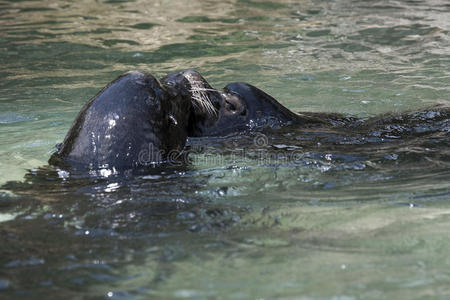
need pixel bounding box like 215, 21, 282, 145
225, 100, 236, 112
222, 92, 246, 116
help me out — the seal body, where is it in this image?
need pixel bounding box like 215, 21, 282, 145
49, 71, 190, 171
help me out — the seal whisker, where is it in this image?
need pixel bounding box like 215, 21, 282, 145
189, 88, 217, 92
190, 89, 218, 117
184, 76, 219, 117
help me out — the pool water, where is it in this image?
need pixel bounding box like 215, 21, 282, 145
1, 0, 449, 299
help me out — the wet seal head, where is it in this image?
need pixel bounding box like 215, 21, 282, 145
162, 69, 299, 137
49, 71, 191, 173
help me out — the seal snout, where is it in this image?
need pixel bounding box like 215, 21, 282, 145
162, 69, 221, 118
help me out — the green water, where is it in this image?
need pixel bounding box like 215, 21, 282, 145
1, 0, 450, 299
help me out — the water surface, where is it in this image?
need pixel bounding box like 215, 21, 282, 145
1, 0, 450, 299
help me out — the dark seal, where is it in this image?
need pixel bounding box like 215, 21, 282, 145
49, 71, 191, 172
163, 69, 300, 136
162, 69, 357, 137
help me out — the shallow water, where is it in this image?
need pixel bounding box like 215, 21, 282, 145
1, 0, 450, 299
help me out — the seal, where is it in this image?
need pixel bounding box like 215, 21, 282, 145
49, 71, 191, 172
162, 69, 356, 137
163, 69, 449, 140
163, 69, 302, 136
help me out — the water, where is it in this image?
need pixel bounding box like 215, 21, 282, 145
1, 0, 449, 298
